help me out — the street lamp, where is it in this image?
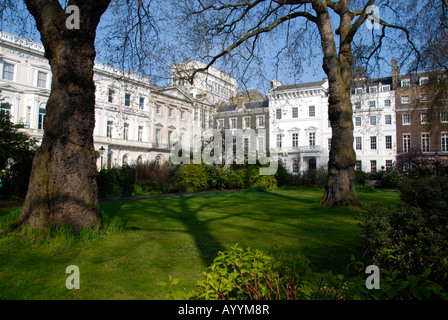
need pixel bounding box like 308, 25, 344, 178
99, 146, 105, 170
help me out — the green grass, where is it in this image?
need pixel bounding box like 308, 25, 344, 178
0, 187, 402, 299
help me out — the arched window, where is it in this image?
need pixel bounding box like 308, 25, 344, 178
122, 154, 129, 167
137, 156, 143, 166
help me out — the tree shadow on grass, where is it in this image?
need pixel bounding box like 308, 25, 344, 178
112, 194, 227, 267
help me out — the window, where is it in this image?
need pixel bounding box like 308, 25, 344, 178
292, 133, 299, 148
139, 97, 145, 110
243, 117, 251, 129
155, 129, 161, 147
355, 161, 362, 171
123, 123, 129, 140
382, 85, 391, 92
108, 88, 114, 103
276, 108, 282, 120
292, 160, 299, 173
369, 86, 377, 93
156, 104, 162, 115
385, 115, 392, 125
257, 116, 265, 128
1, 103, 11, 115
257, 136, 264, 153
403, 134, 411, 153
402, 113, 411, 125
2, 62, 14, 80
37, 71, 47, 88
218, 119, 224, 128
401, 96, 410, 104
355, 102, 361, 109
385, 136, 392, 149
385, 160, 393, 170
421, 133, 430, 153
38, 108, 46, 130
369, 101, 376, 109
230, 118, 237, 129
420, 113, 428, 124
370, 116, 377, 126
201, 110, 206, 129
401, 79, 411, 87
276, 134, 282, 148
168, 131, 173, 147
155, 155, 162, 166
309, 105, 315, 117
181, 110, 185, 120
442, 133, 448, 152
169, 107, 174, 118
371, 160, 377, 173
244, 137, 249, 156
106, 120, 113, 138
125, 93, 131, 107
328, 138, 332, 151
309, 132, 316, 147
355, 88, 363, 94
441, 112, 448, 123
123, 155, 128, 167
384, 99, 391, 107
370, 136, 377, 150
355, 117, 362, 127
420, 77, 429, 85
420, 94, 429, 102
356, 137, 362, 150
292, 107, 299, 118
138, 126, 143, 142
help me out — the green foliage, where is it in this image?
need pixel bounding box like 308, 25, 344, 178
358, 203, 448, 290
354, 170, 366, 186
97, 168, 126, 197
175, 163, 209, 192
0, 104, 37, 197
185, 245, 315, 300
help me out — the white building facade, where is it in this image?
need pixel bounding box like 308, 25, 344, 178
267, 79, 332, 173
267, 77, 397, 174
351, 77, 397, 172
0, 31, 223, 170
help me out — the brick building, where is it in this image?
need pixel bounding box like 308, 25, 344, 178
393, 58, 448, 165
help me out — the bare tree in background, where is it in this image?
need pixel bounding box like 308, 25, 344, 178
173, 0, 420, 206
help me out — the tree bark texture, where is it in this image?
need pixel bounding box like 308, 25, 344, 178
312, 0, 360, 206
13, 0, 111, 232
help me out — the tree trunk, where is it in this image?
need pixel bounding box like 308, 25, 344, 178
313, 0, 360, 206
12, 0, 111, 232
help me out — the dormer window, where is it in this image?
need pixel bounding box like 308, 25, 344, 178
401, 79, 411, 87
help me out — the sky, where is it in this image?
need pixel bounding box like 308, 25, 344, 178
0, 0, 415, 95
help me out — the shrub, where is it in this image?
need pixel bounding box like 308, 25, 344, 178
355, 170, 366, 186
358, 203, 448, 290
175, 163, 209, 192
97, 168, 126, 197
252, 175, 277, 189
188, 245, 314, 300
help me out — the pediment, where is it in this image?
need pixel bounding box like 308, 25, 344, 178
154, 86, 193, 102
305, 126, 318, 131
0, 83, 24, 93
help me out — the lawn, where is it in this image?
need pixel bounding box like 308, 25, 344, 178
0, 187, 402, 300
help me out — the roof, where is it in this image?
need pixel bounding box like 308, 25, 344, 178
270, 79, 328, 92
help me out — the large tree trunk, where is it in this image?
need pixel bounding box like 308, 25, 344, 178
313, 0, 360, 206
13, 0, 111, 233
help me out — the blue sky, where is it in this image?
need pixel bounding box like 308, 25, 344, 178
1, 1, 416, 95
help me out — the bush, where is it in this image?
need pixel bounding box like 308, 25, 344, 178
175, 163, 209, 192
358, 203, 448, 290
188, 245, 314, 300
355, 170, 366, 186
